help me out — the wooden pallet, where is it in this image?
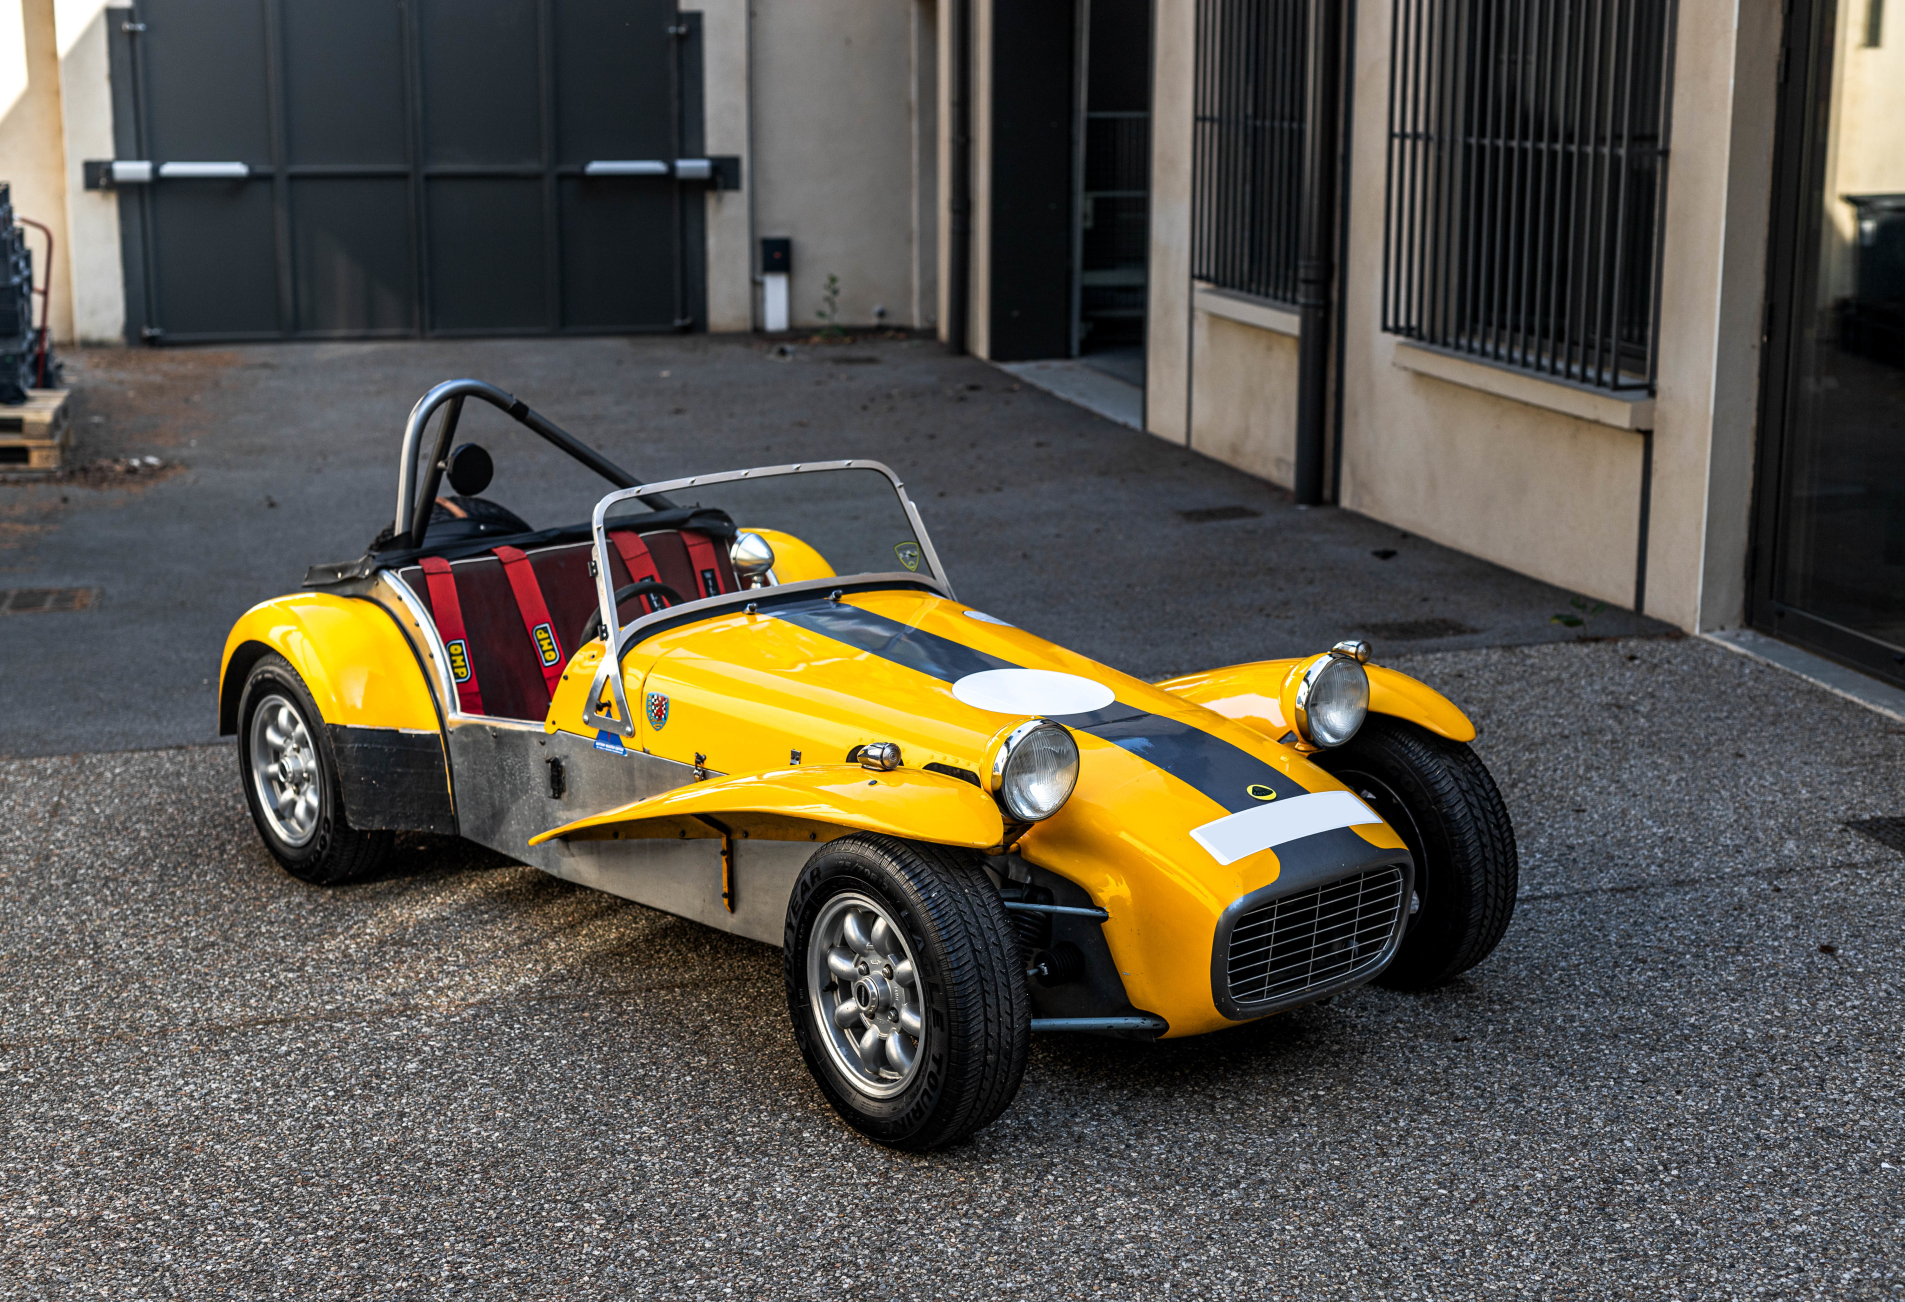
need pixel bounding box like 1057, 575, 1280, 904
0, 389, 72, 472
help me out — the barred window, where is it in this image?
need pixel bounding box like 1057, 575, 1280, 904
1193, 0, 1311, 304
1381, 0, 1676, 392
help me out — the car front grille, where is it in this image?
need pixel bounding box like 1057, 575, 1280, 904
1224, 865, 1408, 1009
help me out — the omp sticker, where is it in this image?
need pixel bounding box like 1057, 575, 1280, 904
594, 729, 627, 756
701, 569, 720, 598
1190, 790, 1382, 866
533, 622, 562, 667
445, 639, 472, 683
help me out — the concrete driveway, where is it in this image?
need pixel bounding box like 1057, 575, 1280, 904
0, 337, 1898, 1299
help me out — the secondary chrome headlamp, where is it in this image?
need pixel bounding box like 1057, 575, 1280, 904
1291, 642, 1371, 748
729, 531, 776, 582
990, 721, 1080, 822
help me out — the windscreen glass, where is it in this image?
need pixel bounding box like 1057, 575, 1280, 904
602, 466, 931, 592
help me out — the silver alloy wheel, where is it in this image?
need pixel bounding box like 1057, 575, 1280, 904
808, 891, 927, 1098
249, 693, 322, 848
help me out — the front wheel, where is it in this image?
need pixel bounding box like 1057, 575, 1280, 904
784, 833, 1030, 1150
1315, 715, 1518, 990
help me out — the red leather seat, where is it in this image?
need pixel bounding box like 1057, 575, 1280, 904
400, 528, 739, 721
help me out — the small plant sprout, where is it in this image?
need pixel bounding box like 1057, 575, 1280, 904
815, 274, 844, 340
1551, 595, 1609, 629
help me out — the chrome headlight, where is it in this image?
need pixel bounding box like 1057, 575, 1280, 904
1293, 653, 1370, 748
730, 531, 776, 581
991, 721, 1079, 822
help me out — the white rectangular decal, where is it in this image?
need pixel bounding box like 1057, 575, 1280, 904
1190, 789, 1383, 866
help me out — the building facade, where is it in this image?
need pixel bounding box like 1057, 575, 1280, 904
2, 0, 1899, 688
944, 0, 1901, 690
1, 0, 940, 343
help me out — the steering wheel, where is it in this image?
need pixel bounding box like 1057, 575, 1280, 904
577, 579, 684, 645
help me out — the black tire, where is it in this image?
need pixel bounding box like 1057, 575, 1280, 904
236, 653, 391, 886
784, 833, 1030, 1150
1315, 715, 1517, 990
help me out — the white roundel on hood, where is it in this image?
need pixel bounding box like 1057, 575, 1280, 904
951, 668, 1115, 716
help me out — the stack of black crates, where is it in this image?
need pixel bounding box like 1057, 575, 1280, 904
0, 183, 40, 404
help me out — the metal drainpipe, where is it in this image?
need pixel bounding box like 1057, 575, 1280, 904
1293, 0, 1341, 506
946, 0, 973, 354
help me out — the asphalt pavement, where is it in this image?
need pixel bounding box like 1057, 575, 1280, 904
0, 337, 1899, 1299
0, 334, 1661, 758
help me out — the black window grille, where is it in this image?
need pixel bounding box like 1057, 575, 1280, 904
1381, 0, 1677, 392
1192, 0, 1312, 304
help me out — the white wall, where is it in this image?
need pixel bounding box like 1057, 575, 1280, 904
748, 0, 937, 331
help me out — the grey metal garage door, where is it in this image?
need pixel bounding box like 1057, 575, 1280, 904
104, 0, 707, 342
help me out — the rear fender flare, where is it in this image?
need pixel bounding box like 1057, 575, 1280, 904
219, 594, 442, 736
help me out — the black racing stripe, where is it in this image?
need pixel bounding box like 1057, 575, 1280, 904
777, 598, 1307, 815
773, 599, 1016, 682
1068, 712, 1308, 813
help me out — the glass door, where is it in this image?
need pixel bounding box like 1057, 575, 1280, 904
1753, 0, 1905, 686
1071, 0, 1152, 384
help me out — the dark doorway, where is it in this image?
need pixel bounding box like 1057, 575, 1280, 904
108, 0, 705, 343
1753, 0, 1905, 687
1073, 0, 1151, 385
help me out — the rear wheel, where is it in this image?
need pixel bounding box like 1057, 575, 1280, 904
784, 833, 1029, 1150
237, 654, 391, 885
1315, 715, 1517, 989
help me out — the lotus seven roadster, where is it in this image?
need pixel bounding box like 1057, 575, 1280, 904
220, 379, 1517, 1149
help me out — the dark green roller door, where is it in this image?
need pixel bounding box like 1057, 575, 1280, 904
111, 0, 702, 342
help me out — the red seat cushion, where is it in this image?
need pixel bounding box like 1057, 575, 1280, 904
399, 528, 739, 722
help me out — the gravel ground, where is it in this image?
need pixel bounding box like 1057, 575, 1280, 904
2, 635, 1901, 1299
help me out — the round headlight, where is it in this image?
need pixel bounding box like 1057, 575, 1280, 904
992, 721, 1080, 822
730, 531, 776, 581
1294, 654, 1369, 748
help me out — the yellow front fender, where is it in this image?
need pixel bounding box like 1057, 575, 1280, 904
530, 764, 1005, 850
1157, 659, 1476, 744
219, 594, 441, 735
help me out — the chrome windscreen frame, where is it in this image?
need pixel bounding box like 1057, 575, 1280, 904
581, 460, 955, 738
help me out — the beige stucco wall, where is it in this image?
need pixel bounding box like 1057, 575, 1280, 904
1190, 311, 1300, 488
1643, 0, 1779, 631
965, 0, 992, 356
1143, 0, 1193, 442
0, 0, 73, 343
1140, 0, 1779, 630
701, 0, 752, 333
1335, 0, 1649, 610
52, 0, 118, 343
909, 0, 937, 330
749, 0, 936, 330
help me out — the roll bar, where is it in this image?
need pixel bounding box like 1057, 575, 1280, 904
392, 379, 677, 550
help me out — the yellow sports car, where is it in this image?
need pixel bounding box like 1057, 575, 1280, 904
220, 379, 1517, 1150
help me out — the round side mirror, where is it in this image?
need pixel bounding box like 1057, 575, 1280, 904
730, 531, 776, 580
446, 443, 493, 496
